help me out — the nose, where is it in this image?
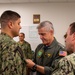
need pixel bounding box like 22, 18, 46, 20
20, 25, 21, 29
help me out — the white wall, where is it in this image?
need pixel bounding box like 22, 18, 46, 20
0, 3, 75, 50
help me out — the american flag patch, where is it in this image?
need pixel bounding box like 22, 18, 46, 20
59, 51, 67, 56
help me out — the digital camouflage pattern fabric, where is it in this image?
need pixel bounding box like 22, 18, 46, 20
52, 53, 75, 75
17, 41, 32, 59
17, 40, 33, 75
0, 33, 26, 75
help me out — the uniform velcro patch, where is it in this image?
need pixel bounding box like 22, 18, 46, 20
59, 51, 67, 56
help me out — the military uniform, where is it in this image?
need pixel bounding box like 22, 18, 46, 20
17, 40, 33, 75
0, 33, 26, 75
33, 38, 66, 75
17, 41, 32, 59
52, 53, 75, 75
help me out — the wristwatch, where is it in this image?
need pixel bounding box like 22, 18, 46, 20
31, 64, 37, 72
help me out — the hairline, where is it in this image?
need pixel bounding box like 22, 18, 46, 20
37, 21, 54, 32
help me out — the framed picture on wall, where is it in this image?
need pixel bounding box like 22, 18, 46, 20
33, 14, 40, 24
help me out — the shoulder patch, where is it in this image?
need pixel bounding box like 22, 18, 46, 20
59, 51, 67, 56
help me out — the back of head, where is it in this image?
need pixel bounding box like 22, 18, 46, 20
37, 21, 54, 32
0, 10, 21, 29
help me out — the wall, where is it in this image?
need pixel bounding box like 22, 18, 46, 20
0, 3, 75, 50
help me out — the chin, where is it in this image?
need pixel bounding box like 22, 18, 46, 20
14, 34, 18, 37
42, 41, 48, 45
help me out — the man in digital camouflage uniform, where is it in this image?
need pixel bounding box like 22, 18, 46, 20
52, 22, 75, 75
26, 21, 67, 75
0, 10, 26, 75
18, 32, 32, 59
17, 32, 33, 75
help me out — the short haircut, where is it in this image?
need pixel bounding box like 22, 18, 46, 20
70, 22, 75, 35
0, 10, 21, 28
20, 32, 25, 37
37, 21, 54, 31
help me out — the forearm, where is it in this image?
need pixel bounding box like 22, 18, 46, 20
34, 65, 53, 75
36, 65, 45, 74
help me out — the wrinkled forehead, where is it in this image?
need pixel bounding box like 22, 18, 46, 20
38, 27, 46, 32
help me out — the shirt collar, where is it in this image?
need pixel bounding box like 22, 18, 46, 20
44, 37, 58, 49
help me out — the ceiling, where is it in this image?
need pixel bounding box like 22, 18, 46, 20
0, 0, 75, 3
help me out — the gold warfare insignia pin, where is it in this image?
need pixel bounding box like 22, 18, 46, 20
47, 54, 51, 57
44, 53, 51, 57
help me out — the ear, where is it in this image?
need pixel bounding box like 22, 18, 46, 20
72, 32, 75, 41
50, 30, 54, 35
8, 21, 13, 29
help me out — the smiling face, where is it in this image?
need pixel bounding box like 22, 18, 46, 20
38, 27, 54, 46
